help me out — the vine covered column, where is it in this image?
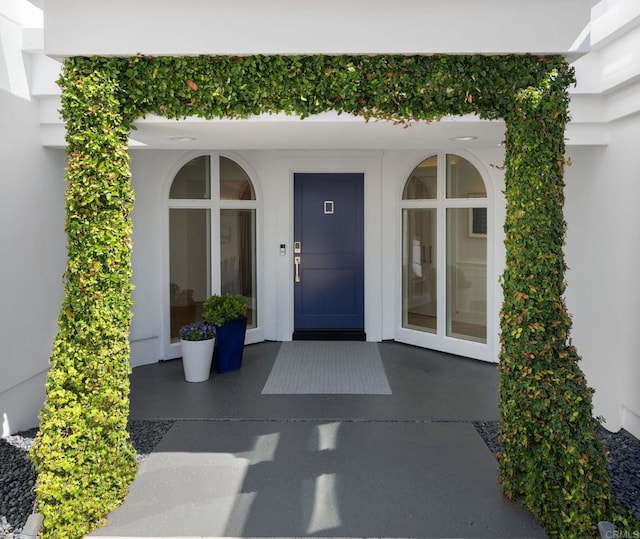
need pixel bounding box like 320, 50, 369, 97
30, 59, 137, 537
499, 67, 612, 537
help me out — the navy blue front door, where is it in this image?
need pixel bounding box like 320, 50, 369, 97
293, 173, 365, 339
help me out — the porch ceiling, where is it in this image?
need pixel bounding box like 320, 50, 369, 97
40, 111, 607, 150
125, 113, 505, 150
42, 112, 508, 150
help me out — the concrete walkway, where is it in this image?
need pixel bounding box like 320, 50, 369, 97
89, 341, 547, 538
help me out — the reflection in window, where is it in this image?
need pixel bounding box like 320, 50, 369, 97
403, 156, 437, 200
446, 154, 486, 199
169, 156, 211, 199
221, 210, 257, 327
169, 209, 211, 341
402, 209, 437, 333
446, 208, 487, 343
220, 156, 255, 200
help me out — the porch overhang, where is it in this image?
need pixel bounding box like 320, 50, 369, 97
41, 112, 509, 150
44, 0, 591, 60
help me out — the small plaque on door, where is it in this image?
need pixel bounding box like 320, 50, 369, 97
324, 201, 334, 214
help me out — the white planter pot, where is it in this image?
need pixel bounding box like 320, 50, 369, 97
180, 338, 215, 382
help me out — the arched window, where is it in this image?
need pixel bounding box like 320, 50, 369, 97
168, 155, 258, 344
400, 153, 489, 357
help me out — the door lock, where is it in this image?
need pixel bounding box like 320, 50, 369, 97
294, 256, 301, 283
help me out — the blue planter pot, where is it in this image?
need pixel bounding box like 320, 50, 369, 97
213, 317, 247, 372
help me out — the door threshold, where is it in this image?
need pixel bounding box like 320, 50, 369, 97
292, 329, 366, 341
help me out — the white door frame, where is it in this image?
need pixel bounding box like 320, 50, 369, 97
268, 151, 385, 343
394, 150, 496, 362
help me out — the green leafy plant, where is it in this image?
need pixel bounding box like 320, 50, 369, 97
202, 294, 248, 327
30, 53, 631, 538
498, 69, 616, 537
30, 63, 137, 537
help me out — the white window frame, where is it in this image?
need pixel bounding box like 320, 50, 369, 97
396, 151, 495, 362
162, 151, 263, 360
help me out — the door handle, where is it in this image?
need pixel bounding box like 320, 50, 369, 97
294, 256, 301, 283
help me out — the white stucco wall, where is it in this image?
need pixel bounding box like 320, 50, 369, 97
565, 114, 640, 437
0, 89, 66, 436
129, 151, 177, 366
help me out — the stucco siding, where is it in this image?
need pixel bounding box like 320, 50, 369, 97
0, 89, 65, 435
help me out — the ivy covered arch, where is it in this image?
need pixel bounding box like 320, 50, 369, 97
31, 54, 617, 538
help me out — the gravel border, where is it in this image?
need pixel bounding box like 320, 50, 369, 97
1, 420, 638, 534
0, 420, 173, 536
473, 421, 640, 520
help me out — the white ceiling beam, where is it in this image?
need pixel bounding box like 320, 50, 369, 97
44, 0, 591, 59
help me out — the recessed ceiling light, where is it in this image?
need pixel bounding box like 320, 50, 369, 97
450, 136, 477, 141
168, 136, 196, 141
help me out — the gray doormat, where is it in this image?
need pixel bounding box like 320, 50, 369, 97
261, 341, 392, 395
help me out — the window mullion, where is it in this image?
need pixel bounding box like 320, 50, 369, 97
211, 154, 222, 295
219, 200, 258, 209
437, 155, 447, 339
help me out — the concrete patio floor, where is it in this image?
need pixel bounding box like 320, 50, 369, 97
89, 341, 548, 538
